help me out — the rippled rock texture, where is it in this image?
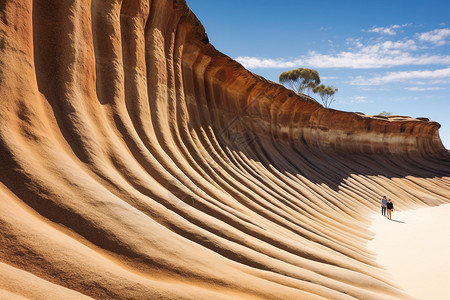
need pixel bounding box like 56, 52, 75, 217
1, 0, 449, 299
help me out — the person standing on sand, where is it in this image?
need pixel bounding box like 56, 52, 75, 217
386, 199, 394, 220
381, 196, 387, 217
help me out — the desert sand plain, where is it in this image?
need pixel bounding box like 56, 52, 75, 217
368, 204, 450, 300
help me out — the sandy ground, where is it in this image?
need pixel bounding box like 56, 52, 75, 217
367, 204, 450, 300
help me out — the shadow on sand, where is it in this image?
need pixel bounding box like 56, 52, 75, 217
389, 219, 406, 224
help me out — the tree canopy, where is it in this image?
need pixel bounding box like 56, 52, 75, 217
313, 84, 338, 108
279, 68, 338, 108
279, 68, 320, 95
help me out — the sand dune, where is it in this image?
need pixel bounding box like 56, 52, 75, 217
0, 0, 449, 299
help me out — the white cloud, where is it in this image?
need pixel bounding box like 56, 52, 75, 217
405, 86, 445, 91
235, 57, 303, 69
236, 27, 450, 70
346, 38, 363, 48
365, 24, 411, 35
337, 96, 371, 104
352, 96, 369, 103
416, 28, 450, 46
350, 67, 450, 85
236, 47, 450, 69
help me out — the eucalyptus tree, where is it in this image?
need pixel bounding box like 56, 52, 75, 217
313, 84, 338, 108
279, 68, 320, 95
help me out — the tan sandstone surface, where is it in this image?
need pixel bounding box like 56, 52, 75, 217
0, 0, 449, 299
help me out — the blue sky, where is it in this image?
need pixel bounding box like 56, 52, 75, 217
187, 0, 450, 149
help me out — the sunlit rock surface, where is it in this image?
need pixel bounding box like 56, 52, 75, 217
0, 0, 449, 299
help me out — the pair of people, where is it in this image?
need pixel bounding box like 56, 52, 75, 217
381, 196, 394, 220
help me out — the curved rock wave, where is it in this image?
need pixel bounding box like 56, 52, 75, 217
0, 0, 449, 299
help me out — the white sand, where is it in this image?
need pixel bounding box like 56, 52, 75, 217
367, 204, 450, 300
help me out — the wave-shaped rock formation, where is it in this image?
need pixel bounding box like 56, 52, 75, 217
1, 0, 449, 299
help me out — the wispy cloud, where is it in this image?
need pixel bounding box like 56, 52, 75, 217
351, 96, 369, 103
236, 46, 450, 69
236, 26, 450, 71
337, 96, 371, 104
405, 86, 446, 91
235, 57, 302, 69
364, 24, 411, 35
350, 67, 450, 85
416, 28, 450, 46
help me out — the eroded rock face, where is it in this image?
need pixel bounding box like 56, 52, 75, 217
0, 0, 449, 299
